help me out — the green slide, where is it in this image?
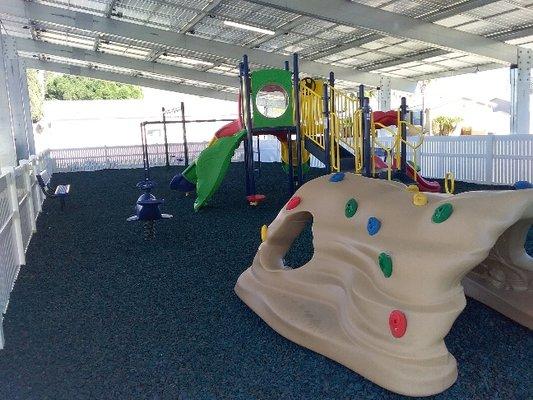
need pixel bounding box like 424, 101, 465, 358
171, 130, 247, 211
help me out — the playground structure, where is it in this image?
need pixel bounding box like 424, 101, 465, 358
170, 53, 441, 211
298, 76, 441, 192
235, 173, 533, 396
170, 54, 309, 210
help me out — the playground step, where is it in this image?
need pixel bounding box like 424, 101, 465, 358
305, 136, 357, 172
304, 136, 328, 165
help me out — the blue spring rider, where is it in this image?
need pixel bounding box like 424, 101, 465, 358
127, 124, 172, 239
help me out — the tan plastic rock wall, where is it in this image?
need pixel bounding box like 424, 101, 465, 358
235, 173, 533, 397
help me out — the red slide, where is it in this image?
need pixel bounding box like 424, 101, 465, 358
406, 164, 441, 192
372, 156, 441, 193
214, 119, 243, 139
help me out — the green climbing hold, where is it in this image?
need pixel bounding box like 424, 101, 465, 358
432, 203, 453, 223
378, 252, 393, 278
345, 198, 358, 218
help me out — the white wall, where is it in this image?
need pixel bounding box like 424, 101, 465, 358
35, 88, 238, 151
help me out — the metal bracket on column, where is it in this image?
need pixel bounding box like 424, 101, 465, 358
377, 75, 391, 111
510, 48, 532, 135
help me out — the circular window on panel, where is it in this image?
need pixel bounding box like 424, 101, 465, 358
255, 84, 289, 119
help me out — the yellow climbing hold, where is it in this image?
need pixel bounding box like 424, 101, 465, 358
413, 192, 428, 206
261, 225, 268, 242
445, 172, 455, 194
407, 184, 419, 193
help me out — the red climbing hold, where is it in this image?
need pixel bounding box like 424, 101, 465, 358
389, 310, 407, 338
286, 196, 301, 211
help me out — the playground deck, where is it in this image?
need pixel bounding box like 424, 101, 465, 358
0, 164, 530, 400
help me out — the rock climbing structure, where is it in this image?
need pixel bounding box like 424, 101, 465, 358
235, 173, 533, 397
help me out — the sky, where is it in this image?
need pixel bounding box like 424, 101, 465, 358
404, 68, 521, 135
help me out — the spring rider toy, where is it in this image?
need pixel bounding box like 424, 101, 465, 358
127, 124, 172, 239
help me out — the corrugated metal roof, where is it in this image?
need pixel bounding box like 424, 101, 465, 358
2, 0, 532, 95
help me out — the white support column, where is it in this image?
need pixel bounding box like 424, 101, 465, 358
378, 76, 391, 111
1, 35, 30, 160
19, 160, 36, 232
510, 48, 532, 135
1, 166, 26, 266
19, 60, 35, 155
0, 32, 16, 168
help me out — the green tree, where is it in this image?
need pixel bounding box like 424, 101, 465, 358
27, 69, 44, 122
45, 74, 143, 100
432, 115, 462, 136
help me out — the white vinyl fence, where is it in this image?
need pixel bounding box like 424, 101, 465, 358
0, 151, 51, 348
50, 142, 243, 172
371, 134, 533, 185
46, 135, 532, 185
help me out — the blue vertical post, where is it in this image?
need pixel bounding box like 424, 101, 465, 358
293, 53, 303, 187
362, 97, 372, 177
400, 97, 408, 174
358, 84, 365, 108
323, 83, 331, 174
284, 60, 290, 71
140, 123, 150, 181
287, 131, 295, 195
242, 55, 256, 197
239, 62, 250, 196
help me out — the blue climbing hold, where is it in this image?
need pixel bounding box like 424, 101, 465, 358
329, 172, 345, 182
514, 180, 532, 190
367, 217, 381, 236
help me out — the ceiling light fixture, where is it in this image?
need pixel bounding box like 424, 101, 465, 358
223, 20, 275, 35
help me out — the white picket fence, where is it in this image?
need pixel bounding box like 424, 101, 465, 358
0, 151, 51, 348
367, 134, 532, 185
46, 135, 532, 185
49, 142, 244, 172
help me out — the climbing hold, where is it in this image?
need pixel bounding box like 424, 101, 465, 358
367, 217, 381, 236
407, 184, 419, 193
378, 252, 393, 277
514, 180, 532, 190
345, 198, 358, 218
444, 172, 455, 194
413, 192, 428, 206
432, 203, 453, 223
329, 172, 345, 182
286, 196, 301, 211
260, 225, 268, 242
389, 310, 407, 338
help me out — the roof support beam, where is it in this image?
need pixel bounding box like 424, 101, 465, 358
412, 62, 502, 81
249, 0, 518, 64
179, 0, 224, 34
361, 25, 533, 74
246, 15, 308, 48
15, 38, 239, 89
0, 0, 416, 91
23, 58, 237, 102
104, 0, 120, 18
